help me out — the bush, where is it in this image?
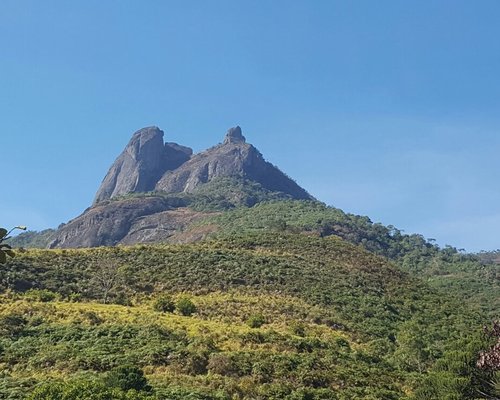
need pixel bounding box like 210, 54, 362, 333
24, 289, 57, 302
290, 322, 306, 337
27, 379, 155, 399
0, 312, 27, 337
247, 314, 266, 328
68, 292, 82, 302
176, 297, 197, 316
105, 365, 151, 392
153, 295, 175, 313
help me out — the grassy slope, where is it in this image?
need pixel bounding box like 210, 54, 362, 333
0, 233, 485, 399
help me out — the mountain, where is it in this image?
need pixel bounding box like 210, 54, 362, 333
94, 125, 311, 204
93, 126, 192, 205
47, 126, 313, 248
154, 126, 312, 199
3, 125, 498, 399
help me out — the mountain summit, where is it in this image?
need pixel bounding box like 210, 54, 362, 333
95, 126, 311, 204
93, 127, 192, 204
223, 126, 246, 144
154, 126, 312, 199
48, 126, 313, 248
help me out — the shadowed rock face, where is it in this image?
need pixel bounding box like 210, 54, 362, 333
93, 127, 192, 205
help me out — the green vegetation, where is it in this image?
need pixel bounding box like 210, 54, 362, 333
0, 228, 15, 264
1, 197, 498, 398
5, 229, 55, 249
246, 314, 266, 329
27, 379, 155, 399
111, 177, 293, 212
1, 226, 27, 264
195, 200, 499, 317
106, 365, 152, 392
176, 297, 197, 316
414, 321, 499, 399
153, 295, 176, 313
0, 232, 497, 398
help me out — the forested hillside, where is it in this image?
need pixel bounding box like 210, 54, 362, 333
1, 233, 497, 399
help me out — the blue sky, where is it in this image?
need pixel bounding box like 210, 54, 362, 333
1, 0, 500, 251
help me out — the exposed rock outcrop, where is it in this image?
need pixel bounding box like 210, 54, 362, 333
155, 127, 313, 200
50, 125, 313, 248
93, 127, 192, 204
223, 126, 246, 144
48, 197, 211, 248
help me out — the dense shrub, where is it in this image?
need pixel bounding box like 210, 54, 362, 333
153, 294, 175, 313
247, 313, 266, 328
27, 380, 154, 399
0, 231, 492, 399
176, 297, 197, 316
0, 312, 27, 337
105, 365, 151, 392
24, 289, 57, 302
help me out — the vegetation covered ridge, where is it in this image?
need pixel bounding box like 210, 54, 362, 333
194, 200, 499, 317
1, 232, 496, 398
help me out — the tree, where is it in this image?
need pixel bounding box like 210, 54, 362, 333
476, 321, 500, 398
414, 325, 499, 400
0, 226, 26, 263
393, 319, 430, 373
91, 259, 123, 304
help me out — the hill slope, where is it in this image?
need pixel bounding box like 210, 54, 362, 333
1, 233, 492, 399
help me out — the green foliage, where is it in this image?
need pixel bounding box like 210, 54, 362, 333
0, 228, 15, 264
0, 311, 27, 337
247, 313, 266, 328
111, 177, 293, 213
106, 365, 151, 392
4, 229, 55, 249
27, 379, 155, 399
413, 330, 498, 400
24, 288, 58, 302
196, 200, 499, 318
189, 177, 293, 210
0, 232, 493, 399
176, 297, 197, 316
152, 294, 175, 313
1, 225, 28, 263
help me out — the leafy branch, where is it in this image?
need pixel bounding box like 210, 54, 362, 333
0, 226, 27, 264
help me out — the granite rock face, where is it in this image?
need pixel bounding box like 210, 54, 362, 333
48, 197, 210, 248
50, 125, 313, 248
93, 127, 192, 204
155, 126, 312, 200
223, 126, 246, 144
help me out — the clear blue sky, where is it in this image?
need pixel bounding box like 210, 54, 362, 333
2, 0, 500, 252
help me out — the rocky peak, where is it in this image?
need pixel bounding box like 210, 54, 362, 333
155, 126, 313, 200
223, 126, 246, 144
51, 124, 314, 248
93, 126, 192, 205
